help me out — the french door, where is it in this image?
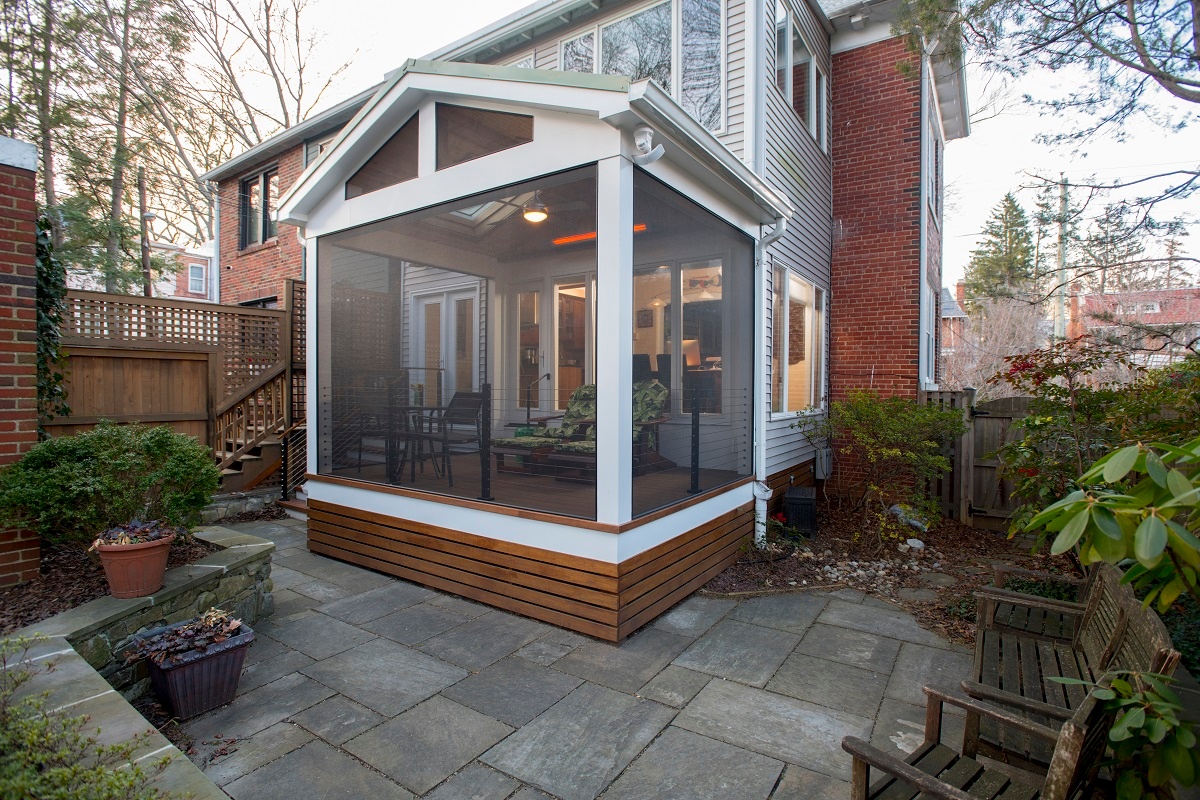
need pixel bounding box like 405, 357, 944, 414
415, 289, 478, 406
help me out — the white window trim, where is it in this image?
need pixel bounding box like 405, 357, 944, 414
188, 263, 205, 294
770, 263, 826, 421
556, 0, 727, 134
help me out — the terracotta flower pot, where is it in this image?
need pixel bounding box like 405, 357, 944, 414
94, 533, 176, 598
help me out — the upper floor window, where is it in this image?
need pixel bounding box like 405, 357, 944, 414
188, 263, 205, 294
560, 0, 724, 132
240, 168, 278, 248
775, 0, 826, 149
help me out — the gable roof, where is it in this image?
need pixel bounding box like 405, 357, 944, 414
201, 85, 381, 183
940, 287, 967, 318
277, 59, 792, 228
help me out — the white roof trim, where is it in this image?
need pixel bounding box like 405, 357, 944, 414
623, 81, 793, 223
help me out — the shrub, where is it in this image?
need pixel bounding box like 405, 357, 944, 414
0, 637, 172, 799
1025, 436, 1200, 610
992, 338, 1200, 530
0, 422, 220, 544
806, 390, 967, 541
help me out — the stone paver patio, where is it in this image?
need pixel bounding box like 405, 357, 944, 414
185, 518, 979, 800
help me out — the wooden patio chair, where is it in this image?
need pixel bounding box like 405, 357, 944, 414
976, 564, 1092, 643
490, 383, 597, 473
963, 562, 1179, 769
842, 681, 1112, 800
407, 391, 485, 488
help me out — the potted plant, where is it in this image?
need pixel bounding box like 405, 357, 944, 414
0, 422, 220, 597
87, 519, 180, 599
129, 608, 255, 721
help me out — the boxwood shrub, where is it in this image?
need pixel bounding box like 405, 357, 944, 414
0, 422, 220, 544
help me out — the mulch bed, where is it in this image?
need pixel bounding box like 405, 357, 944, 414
218, 504, 288, 525
704, 500, 1080, 647
0, 537, 220, 636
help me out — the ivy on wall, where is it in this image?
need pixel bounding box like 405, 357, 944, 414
36, 216, 69, 438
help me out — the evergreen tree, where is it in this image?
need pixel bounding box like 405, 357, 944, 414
963, 193, 1035, 303
1076, 204, 1148, 293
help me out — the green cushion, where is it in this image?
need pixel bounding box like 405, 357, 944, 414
554, 440, 596, 455
492, 436, 559, 449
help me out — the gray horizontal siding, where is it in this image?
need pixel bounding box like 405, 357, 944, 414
761, 0, 833, 474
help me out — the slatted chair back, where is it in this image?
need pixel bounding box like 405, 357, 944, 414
1073, 563, 1129, 671
442, 392, 485, 430
1108, 589, 1181, 677
1040, 681, 1113, 800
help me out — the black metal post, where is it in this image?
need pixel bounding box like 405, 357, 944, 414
386, 380, 396, 485
280, 434, 290, 501
479, 383, 493, 501
688, 384, 701, 494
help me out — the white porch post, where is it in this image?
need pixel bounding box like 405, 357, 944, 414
595, 155, 634, 525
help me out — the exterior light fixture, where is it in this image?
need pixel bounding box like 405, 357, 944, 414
523, 192, 548, 223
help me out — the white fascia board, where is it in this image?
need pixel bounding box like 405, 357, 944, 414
932, 54, 970, 140
622, 81, 793, 225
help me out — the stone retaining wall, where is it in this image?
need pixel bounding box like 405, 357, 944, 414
15, 526, 275, 698
200, 486, 280, 524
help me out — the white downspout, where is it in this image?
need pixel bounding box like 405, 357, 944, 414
753, 215, 786, 546
211, 187, 220, 303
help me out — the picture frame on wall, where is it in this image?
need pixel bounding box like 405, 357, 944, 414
636, 309, 654, 328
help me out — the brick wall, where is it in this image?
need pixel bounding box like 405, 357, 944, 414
0, 137, 41, 586
218, 145, 305, 306
172, 253, 212, 301
829, 36, 923, 402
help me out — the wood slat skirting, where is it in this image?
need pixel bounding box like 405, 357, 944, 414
306, 499, 755, 641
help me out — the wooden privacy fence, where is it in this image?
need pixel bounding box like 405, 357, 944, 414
62, 290, 284, 399
919, 389, 1032, 530
44, 344, 219, 442
52, 287, 309, 479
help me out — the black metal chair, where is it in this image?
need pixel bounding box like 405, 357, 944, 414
408, 391, 485, 488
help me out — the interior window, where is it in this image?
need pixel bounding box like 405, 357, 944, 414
436, 104, 534, 171
345, 113, 419, 199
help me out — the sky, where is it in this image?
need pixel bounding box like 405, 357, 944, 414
302, 0, 1197, 291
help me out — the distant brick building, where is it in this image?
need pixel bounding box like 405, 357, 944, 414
1069, 286, 1200, 366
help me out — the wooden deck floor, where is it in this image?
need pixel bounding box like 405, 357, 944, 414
327, 452, 740, 520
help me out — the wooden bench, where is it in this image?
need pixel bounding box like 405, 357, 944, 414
979, 564, 1089, 642
842, 682, 1111, 800
965, 563, 1179, 768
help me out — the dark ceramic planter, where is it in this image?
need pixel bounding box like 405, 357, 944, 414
134, 621, 255, 720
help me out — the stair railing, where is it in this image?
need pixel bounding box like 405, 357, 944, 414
279, 420, 308, 501
214, 362, 287, 471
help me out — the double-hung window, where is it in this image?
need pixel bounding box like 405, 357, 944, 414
559, 0, 724, 132
771, 265, 824, 413
774, 0, 827, 149
188, 263, 205, 294
240, 168, 279, 248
